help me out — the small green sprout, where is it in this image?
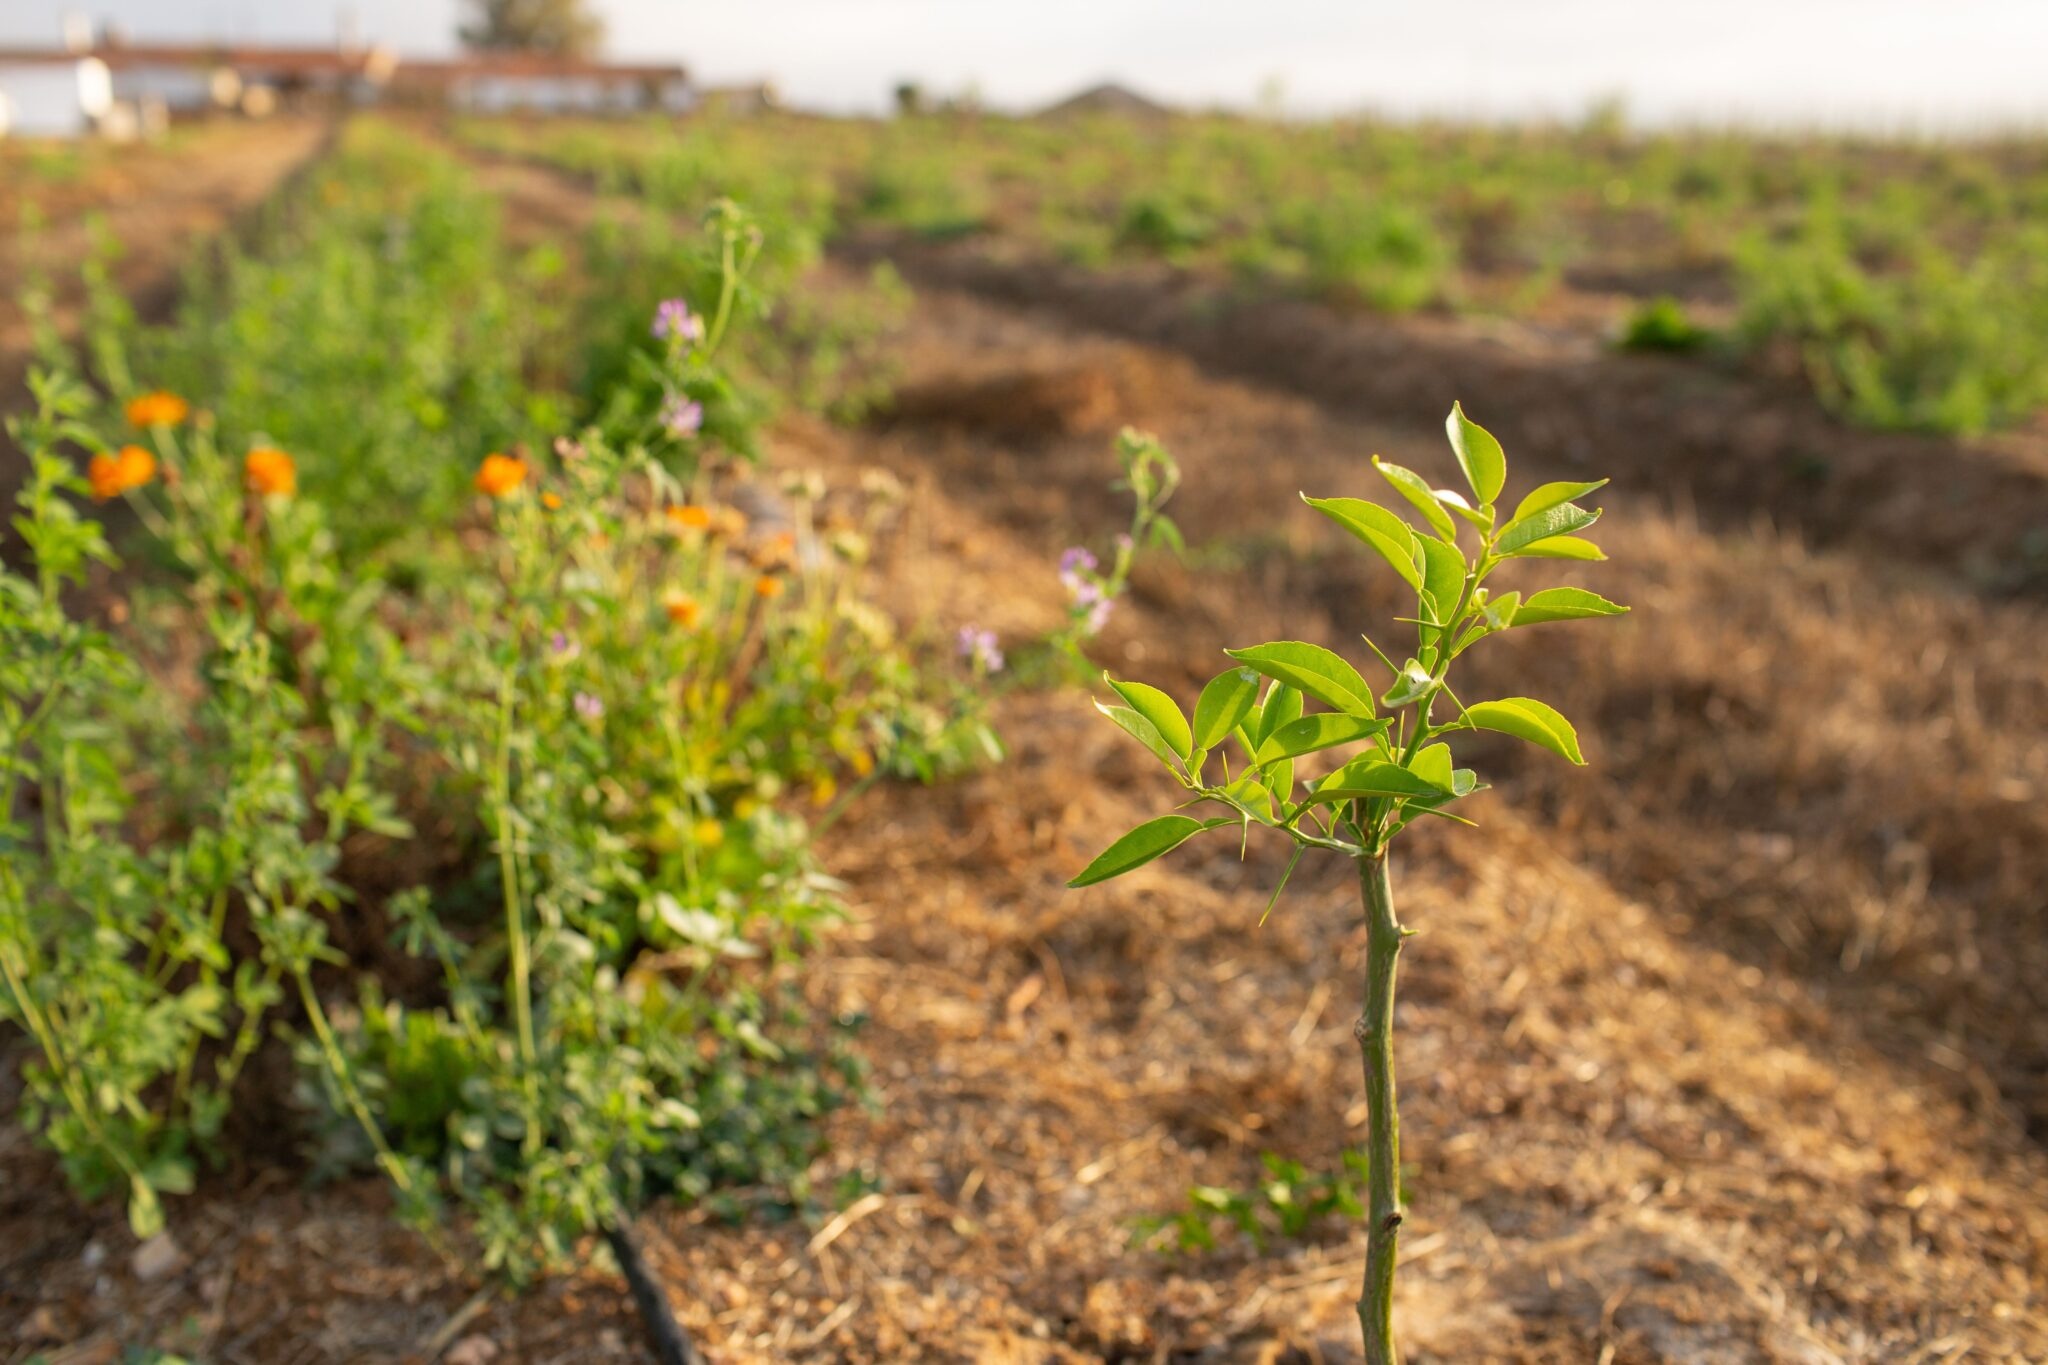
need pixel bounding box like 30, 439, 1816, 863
1069, 403, 1628, 1364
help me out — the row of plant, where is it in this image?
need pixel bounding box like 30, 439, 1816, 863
1, 116, 993, 1313
460, 109, 2048, 434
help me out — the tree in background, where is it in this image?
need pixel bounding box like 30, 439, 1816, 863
459, 0, 606, 57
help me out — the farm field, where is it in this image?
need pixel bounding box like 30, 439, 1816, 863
460, 111, 2048, 441
3, 110, 2046, 1365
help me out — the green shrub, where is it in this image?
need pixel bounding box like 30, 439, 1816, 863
1619, 295, 1714, 352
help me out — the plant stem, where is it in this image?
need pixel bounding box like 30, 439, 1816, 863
1355, 852, 1404, 1365
494, 665, 542, 1156
292, 967, 412, 1194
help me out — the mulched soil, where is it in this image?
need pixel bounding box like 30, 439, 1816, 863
3, 137, 2044, 1365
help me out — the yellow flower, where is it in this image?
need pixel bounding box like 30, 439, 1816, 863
849, 749, 875, 778
809, 774, 838, 808
243, 447, 297, 497
663, 592, 701, 627
88, 445, 157, 501
692, 818, 725, 849
665, 504, 713, 531
753, 575, 785, 600
540, 491, 563, 510
733, 795, 760, 820
125, 391, 189, 429
474, 453, 528, 498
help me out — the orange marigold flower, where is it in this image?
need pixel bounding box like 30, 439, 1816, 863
665, 504, 713, 531
475, 453, 528, 498
88, 444, 158, 501
125, 391, 189, 429
243, 447, 297, 497
664, 592, 701, 627
753, 575, 785, 599
540, 491, 564, 510
752, 529, 799, 570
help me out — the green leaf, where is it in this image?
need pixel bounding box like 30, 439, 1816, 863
1301, 496, 1422, 592
1096, 701, 1183, 773
1256, 712, 1390, 765
1371, 457, 1456, 540
1206, 775, 1279, 826
1395, 769, 1484, 829
1415, 536, 1466, 631
1506, 534, 1606, 561
1251, 683, 1302, 747
1069, 815, 1234, 887
1495, 502, 1600, 555
1511, 479, 1607, 524
1225, 642, 1378, 717
1192, 666, 1262, 752
1266, 753, 1295, 799
1445, 402, 1505, 506
1510, 587, 1630, 626
1106, 674, 1192, 761
1461, 697, 1586, 764
1379, 659, 1436, 709
1433, 486, 1494, 531
1408, 742, 1454, 791
1304, 756, 1455, 805
128, 1179, 165, 1240
1259, 844, 1308, 925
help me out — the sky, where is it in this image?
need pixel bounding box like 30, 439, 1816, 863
5, 0, 2048, 129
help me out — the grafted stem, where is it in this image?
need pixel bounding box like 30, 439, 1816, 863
1355, 852, 1403, 1365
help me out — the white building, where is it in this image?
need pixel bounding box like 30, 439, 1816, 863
390, 56, 691, 115
0, 55, 112, 137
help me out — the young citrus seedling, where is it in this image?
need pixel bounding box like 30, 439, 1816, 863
1069, 404, 1627, 1364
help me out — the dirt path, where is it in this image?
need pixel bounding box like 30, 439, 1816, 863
5, 142, 2044, 1365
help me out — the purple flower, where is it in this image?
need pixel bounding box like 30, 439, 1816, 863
956, 625, 1005, 674
1057, 546, 1097, 593
1067, 579, 1114, 636
652, 298, 704, 344
1115, 533, 1135, 556
661, 394, 704, 438
573, 691, 605, 721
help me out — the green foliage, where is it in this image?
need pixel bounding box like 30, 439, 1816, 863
1071, 402, 1623, 884
1134, 1151, 1374, 1255
1117, 194, 1214, 258
1736, 218, 2048, 434
1274, 192, 1450, 313
1, 122, 996, 1282
460, 111, 2048, 433
1618, 295, 1714, 352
